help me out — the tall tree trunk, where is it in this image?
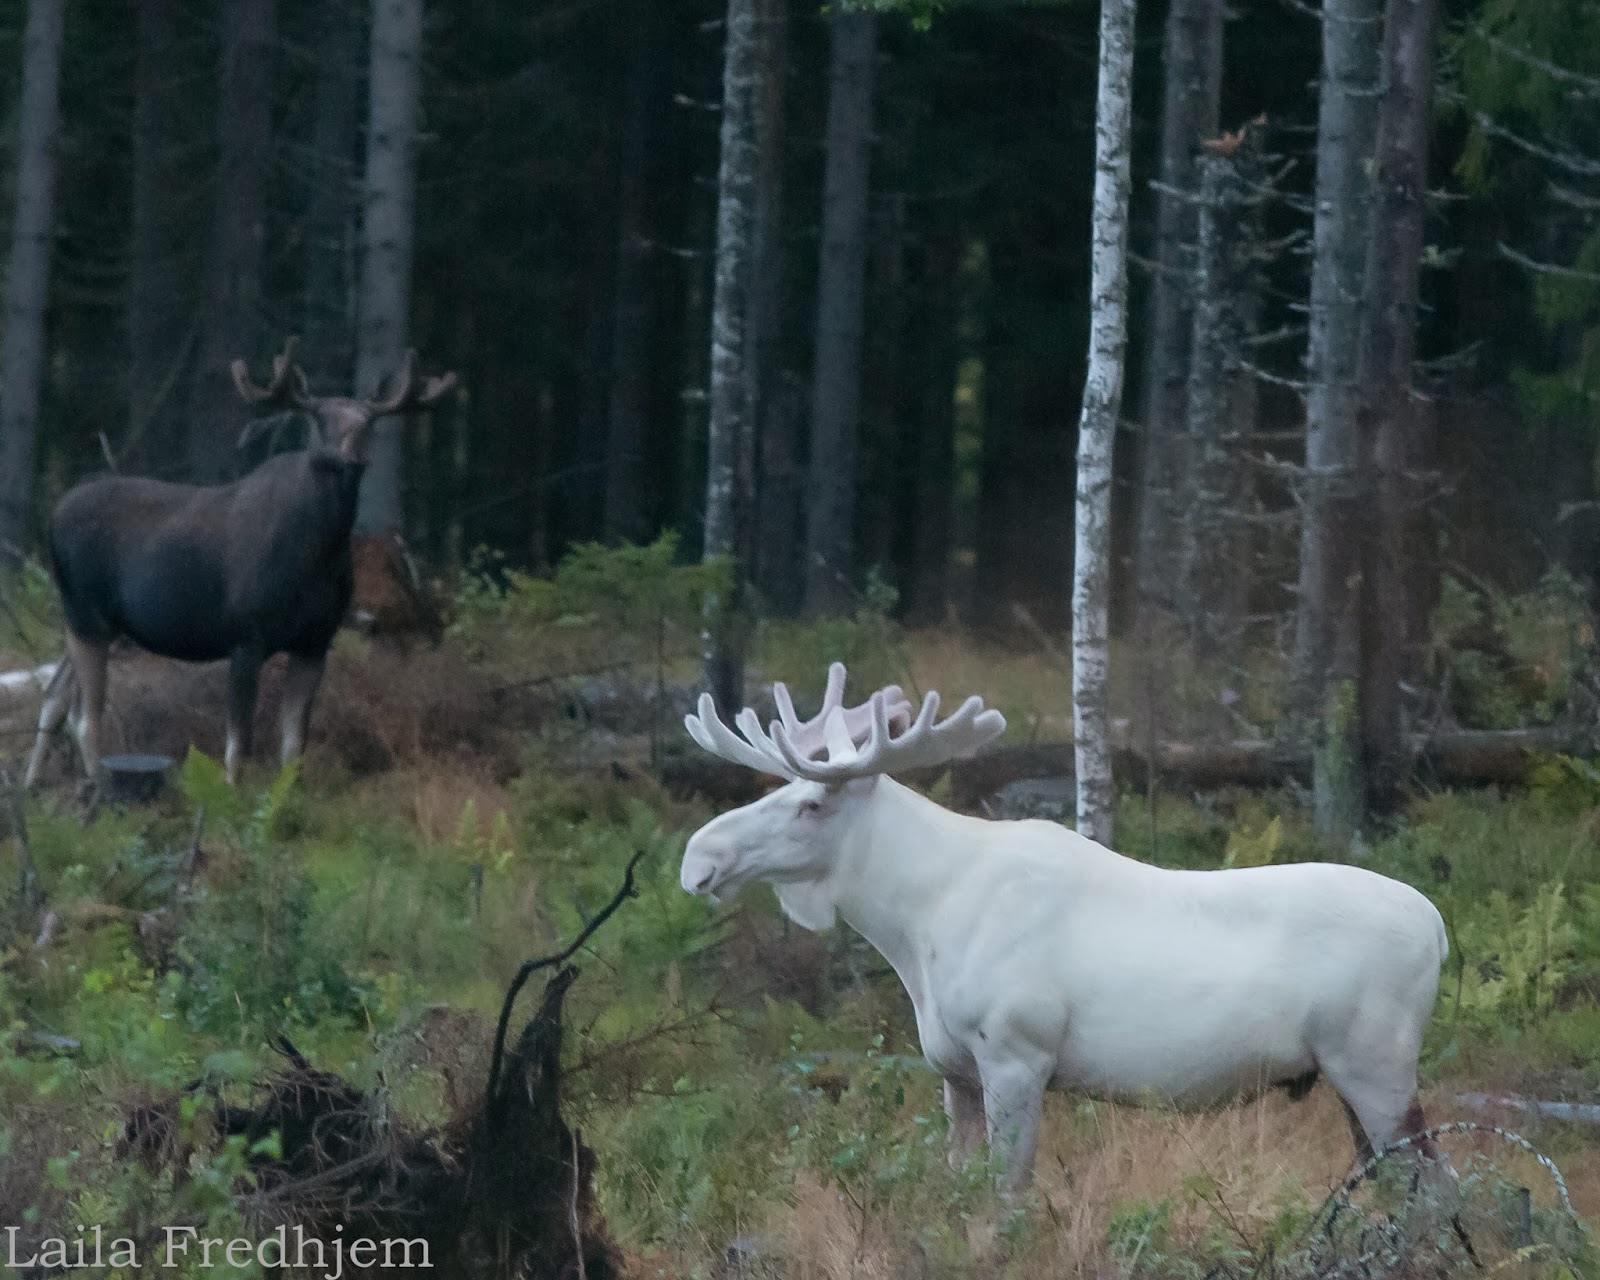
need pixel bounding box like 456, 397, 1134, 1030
702, 0, 763, 709
187, 0, 277, 483
1134, 0, 1223, 612
1175, 138, 1261, 661
1354, 0, 1438, 808
1292, 0, 1382, 837
356, 0, 425, 534
0, 0, 64, 563
676, 181, 714, 545
750, 0, 798, 611
803, 9, 877, 616
906, 238, 959, 625
127, 0, 188, 471
603, 3, 664, 546
302, 0, 362, 393
1074, 0, 1137, 847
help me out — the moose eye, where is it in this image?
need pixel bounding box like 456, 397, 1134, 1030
797, 798, 824, 817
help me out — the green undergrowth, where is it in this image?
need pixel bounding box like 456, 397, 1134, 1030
4, 717, 1600, 1271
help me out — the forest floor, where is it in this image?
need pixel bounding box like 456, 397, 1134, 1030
2, 560, 1600, 1277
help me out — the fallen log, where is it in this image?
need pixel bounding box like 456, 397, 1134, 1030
935, 728, 1599, 808
661, 727, 1597, 810
0, 661, 57, 695
1458, 1093, 1600, 1127
908, 727, 1600, 811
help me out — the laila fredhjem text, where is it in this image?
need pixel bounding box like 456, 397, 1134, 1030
4, 1224, 431, 1276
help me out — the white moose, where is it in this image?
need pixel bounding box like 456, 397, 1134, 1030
679, 663, 1449, 1188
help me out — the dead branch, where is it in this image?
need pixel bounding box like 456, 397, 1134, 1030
484, 849, 647, 1110
1, 765, 44, 912
1498, 241, 1600, 284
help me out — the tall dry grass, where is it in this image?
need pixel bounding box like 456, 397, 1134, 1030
750, 1085, 1600, 1278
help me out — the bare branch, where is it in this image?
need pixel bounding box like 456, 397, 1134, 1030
1549, 183, 1600, 212
484, 849, 647, 1110
1498, 241, 1600, 284
1445, 91, 1600, 177
1467, 26, 1600, 98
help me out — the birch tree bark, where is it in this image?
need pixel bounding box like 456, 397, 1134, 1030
1073, 0, 1138, 846
1291, 0, 1382, 836
356, 0, 425, 535
187, 0, 277, 483
702, 0, 762, 709
804, 8, 878, 616
0, 0, 64, 563
1354, 0, 1438, 807
1134, 0, 1223, 610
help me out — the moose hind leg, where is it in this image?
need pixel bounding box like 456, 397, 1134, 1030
279, 653, 327, 766
1326, 1059, 1448, 1169
225, 649, 263, 785
63, 634, 108, 783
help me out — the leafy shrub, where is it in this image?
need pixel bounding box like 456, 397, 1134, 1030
780, 1035, 1020, 1271
174, 752, 365, 1036
1428, 569, 1596, 729
1450, 883, 1578, 1030
448, 533, 730, 681
0, 555, 63, 665
597, 1074, 786, 1252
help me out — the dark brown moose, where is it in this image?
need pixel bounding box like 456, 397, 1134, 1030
24, 339, 457, 787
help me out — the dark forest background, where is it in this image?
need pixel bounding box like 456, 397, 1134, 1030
1, 0, 1593, 632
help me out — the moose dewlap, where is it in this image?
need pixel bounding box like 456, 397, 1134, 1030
679, 662, 1448, 1189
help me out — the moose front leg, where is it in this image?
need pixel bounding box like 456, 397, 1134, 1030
978, 1055, 1048, 1194
943, 1077, 988, 1169
225, 648, 264, 785
63, 633, 108, 785
279, 652, 327, 766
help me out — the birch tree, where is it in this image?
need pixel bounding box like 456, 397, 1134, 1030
1073, 0, 1138, 845
1135, 0, 1223, 609
187, 0, 277, 483
804, 8, 878, 616
0, 0, 64, 563
702, 0, 762, 708
1291, 0, 1382, 836
356, 0, 426, 535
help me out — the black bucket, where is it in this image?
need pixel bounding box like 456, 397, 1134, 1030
100, 754, 174, 806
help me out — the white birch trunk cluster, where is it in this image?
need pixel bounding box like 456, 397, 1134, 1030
1073, 0, 1138, 846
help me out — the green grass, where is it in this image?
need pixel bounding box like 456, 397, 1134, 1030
5, 702, 1600, 1273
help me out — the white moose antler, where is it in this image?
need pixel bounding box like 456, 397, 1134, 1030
771, 661, 913, 761
684, 662, 1005, 783
684, 661, 905, 779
